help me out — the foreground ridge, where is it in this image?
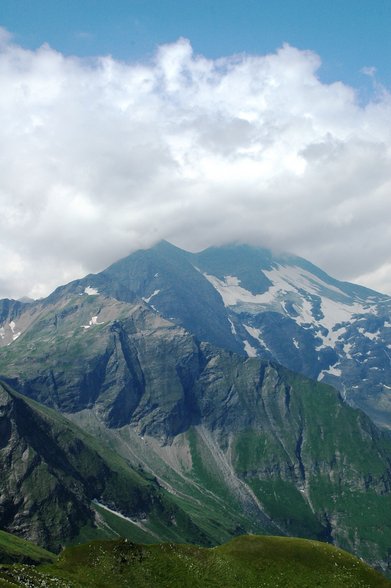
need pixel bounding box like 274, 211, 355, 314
0, 535, 389, 587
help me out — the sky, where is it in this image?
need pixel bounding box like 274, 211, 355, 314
1, 0, 391, 298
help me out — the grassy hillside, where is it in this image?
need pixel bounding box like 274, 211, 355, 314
0, 535, 389, 587
2, 291, 391, 568
0, 382, 209, 551
0, 530, 55, 566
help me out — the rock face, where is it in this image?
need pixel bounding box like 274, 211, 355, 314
9, 240, 389, 426
0, 382, 91, 550
0, 382, 208, 552
1, 288, 391, 570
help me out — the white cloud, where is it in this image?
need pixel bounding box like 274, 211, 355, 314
1, 31, 391, 298
354, 263, 391, 296
361, 65, 377, 77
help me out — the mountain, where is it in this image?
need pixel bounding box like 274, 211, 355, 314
24, 240, 389, 428
1, 535, 390, 588
194, 243, 391, 427
2, 241, 391, 426
1, 281, 391, 571
0, 381, 210, 552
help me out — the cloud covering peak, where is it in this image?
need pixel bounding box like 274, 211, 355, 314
1, 31, 391, 298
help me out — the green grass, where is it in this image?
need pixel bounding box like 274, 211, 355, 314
93, 504, 156, 544
0, 530, 55, 565
67, 503, 157, 547
187, 428, 239, 509
0, 382, 212, 552
0, 535, 389, 587
247, 478, 325, 539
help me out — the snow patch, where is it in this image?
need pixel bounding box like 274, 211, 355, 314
90, 315, 104, 325
319, 364, 342, 378
263, 264, 349, 299
204, 265, 369, 348
0, 327, 4, 339
228, 318, 237, 335
243, 340, 257, 357
243, 324, 262, 341
225, 275, 241, 286
84, 286, 99, 296
294, 299, 315, 326
142, 289, 160, 304
82, 315, 104, 329
320, 297, 360, 330
203, 273, 266, 306
318, 324, 347, 348
327, 365, 342, 376
357, 328, 379, 341
92, 501, 146, 529
9, 321, 15, 333
343, 342, 353, 359
202, 263, 388, 377
243, 324, 271, 353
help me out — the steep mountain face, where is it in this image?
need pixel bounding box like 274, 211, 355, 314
1, 290, 391, 570
0, 298, 30, 345
23, 240, 389, 427
46, 241, 242, 354
195, 244, 391, 428
0, 381, 209, 552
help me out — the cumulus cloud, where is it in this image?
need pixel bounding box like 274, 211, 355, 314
1, 30, 391, 298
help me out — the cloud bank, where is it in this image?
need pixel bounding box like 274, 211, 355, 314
1, 30, 391, 298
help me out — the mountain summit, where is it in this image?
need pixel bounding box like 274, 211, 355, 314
7, 240, 388, 426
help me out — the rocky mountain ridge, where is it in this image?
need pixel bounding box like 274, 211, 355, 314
0, 381, 209, 552
1, 282, 391, 570
22, 240, 388, 427
0, 243, 391, 569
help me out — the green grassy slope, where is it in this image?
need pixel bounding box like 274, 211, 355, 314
0, 382, 209, 551
0, 535, 389, 587
231, 366, 391, 563
3, 292, 391, 569
65, 354, 391, 569
0, 530, 55, 566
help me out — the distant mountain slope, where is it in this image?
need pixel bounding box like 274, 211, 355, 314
2, 241, 391, 425
194, 243, 391, 426
1, 292, 391, 570
0, 381, 209, 551
0, 536, 389, 588
21, 240, 388, 427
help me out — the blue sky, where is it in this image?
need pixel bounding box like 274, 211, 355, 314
1, 1, 391, 297
2, 0, 390, 97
